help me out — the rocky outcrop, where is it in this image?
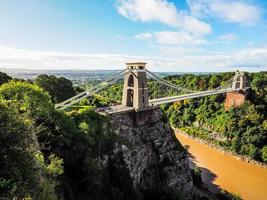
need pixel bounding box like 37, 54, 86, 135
111, 108, 193, 200
224, 91, 247, 110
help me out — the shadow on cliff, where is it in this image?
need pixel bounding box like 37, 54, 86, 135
188, 152, 222, 194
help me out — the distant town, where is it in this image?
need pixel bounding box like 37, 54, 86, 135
0, 68, 214, 83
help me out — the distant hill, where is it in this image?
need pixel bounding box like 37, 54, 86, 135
0, 68, 213, 83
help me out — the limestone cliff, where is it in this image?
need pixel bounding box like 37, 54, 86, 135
111, 108, 193, 200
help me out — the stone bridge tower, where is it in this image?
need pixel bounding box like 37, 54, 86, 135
224, 70, 248, 110
122, 62, 149, 111
231, 70, 247, 90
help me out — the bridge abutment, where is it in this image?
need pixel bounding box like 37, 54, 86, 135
110, 107, 155, 126
224, 71, 248, 110
224, 91, 247, 110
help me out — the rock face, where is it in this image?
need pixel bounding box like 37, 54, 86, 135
224, 91, 247, 110
111, 108, 193, 199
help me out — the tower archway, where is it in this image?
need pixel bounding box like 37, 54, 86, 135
126, 89, 134, 106
128, 74, 134, 87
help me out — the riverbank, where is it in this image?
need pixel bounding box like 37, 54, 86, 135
175, 130, 267, 200
174, 128, 267, 169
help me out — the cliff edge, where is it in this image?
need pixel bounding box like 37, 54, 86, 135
111, 108, 193, 200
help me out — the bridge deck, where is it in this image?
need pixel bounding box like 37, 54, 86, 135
149, 88, 239, 106
101, 88, 241, 114
105, 105, 135, 114
55, 67, 245, 111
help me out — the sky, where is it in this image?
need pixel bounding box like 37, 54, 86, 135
0, 0, 267, 72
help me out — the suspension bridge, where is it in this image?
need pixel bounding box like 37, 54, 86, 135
55, 62, 248, 114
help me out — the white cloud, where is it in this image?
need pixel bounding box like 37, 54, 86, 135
181, 14, 211, 35
219, 33, 238, 42
134, 31, 207, 47
115, 0, 212, 35
116, 0, 179, 26
0, 45, 266, 72
154, 31, 207, 45
134, 32, 154, 40
153, 44, 201, 56
187, 0, 262, 25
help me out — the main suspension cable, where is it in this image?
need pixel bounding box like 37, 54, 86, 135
57, 69, 127, 110
55, 69, 126, 108
146, 69, 195, 93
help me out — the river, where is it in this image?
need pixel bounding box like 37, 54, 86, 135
176, 132, 267, 200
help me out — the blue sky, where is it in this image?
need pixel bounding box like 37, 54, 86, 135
0, 0, 267, 72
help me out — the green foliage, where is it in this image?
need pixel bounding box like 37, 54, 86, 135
78, 94, 111, 108
191, 167, 202, 187
99, 82, 123, 102
83, 71, 267, 164
193, 167, 201, 176
35, 74, 76, 103
47, 155, 64, 177
0, 81, 53, 118
180, 127, 213, 141
217, 190, 242, 200
35, 152, 64, 177
0, 71, 12, 86
240, 144, 259, 159
0, 79, 119, 199
67, 107, 116, 157
36, 104, 117, 199
157, 72, 267, 163
0, 100, 57, 200
261, 146, 267, 162
1, 70, 266, 199
92, 95, 109, 107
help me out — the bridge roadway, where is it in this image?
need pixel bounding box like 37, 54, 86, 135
106, 105, 135, 114
149, 88, 239, 106
104, 88, 240, 114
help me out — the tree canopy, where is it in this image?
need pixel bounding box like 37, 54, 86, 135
0, 85, 60, 200
0, 71, 12, 86
0, 80, 118, 200
0, 81, 54, 118
35, 74, 76, 103
157, 72, 267, 162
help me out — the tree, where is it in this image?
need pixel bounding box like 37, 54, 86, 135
261, 146, 267, 162
0, 81, 53, 118
0, 71, 12, 86
191, 167, 202, 187
0, 100, 58, 200
35, 74, 76, 103
240, 144, 258, 159
147, 71, 267, 163
0, 81, 65, 199
37, 107, 118, 199
0, 77, 137, 200
209, 75, 220, 89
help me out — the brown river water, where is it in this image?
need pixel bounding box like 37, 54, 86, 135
176, 132, 267, 200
